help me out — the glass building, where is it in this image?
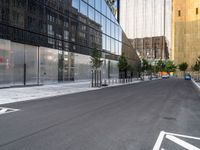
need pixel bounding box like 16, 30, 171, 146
0, 0, 139, 88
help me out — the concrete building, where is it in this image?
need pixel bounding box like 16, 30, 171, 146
0, 0, 139, 88
172, 0, 200, 69
119, 0, 172, 60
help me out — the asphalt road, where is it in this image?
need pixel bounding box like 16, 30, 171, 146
0, 79, 200, 150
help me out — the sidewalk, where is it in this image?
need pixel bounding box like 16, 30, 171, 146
0, 80, 142, 105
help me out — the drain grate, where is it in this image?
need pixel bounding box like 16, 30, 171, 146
0, 107, 20, 115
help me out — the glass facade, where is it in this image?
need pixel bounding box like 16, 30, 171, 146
0, 0, 139, 87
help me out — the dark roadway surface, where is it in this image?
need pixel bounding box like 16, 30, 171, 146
0, 79, 200, 150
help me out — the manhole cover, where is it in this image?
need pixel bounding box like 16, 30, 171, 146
0, 107, 20, 115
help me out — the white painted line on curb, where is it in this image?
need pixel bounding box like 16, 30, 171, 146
166, 135, 200, 150
153, 131, 166, 150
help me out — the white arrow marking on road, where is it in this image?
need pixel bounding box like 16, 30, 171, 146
153, 131, 166, 150
166, 135, 200, 150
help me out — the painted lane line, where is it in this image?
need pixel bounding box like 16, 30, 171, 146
166, 132, 200, 141
0, 108, 8, 113
153, 131, 166, 150
0, 107, 20, 115
166, 135, 200, 150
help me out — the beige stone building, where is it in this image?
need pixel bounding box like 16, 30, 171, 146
172, 0, 200, 69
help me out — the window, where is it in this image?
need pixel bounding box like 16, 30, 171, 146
101, 16, 106, 33
106, 19, 111, 36
102, 0, 107, 15
95, 0, 101, 12
47, 24, 54, 36
80, 0, 87, 16
196, 8, 198, 15
95, 11, 101, 24
88, 0, 94, 7
88, 6, 95, 20
64, 30, 69, 40
72, 0, 79, 10
178, 10, 181, 17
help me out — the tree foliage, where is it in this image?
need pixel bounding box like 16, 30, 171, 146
164, 60, 177, 73
90, 47, 103, 70
118, 53, 128, 72
178, 62, 188, 73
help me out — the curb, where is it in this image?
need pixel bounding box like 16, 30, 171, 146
192, 79, 200, 91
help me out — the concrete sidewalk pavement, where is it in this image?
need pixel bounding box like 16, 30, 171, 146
0, 79, 142, 105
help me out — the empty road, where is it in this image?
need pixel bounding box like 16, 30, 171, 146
0, 79, 200, 150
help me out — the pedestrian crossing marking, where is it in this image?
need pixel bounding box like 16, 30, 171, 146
153, 131, 200, 150
0, 107, 19, 115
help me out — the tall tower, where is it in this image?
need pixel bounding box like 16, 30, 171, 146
172, 0, 200, 69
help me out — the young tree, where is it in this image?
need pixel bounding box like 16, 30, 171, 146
192, 56, 200, 80
178, 62, 188, 75
156, 59, 165, 73
118, 53, 128, 79
90, 47, 103, 87
90, 47, 103, 70
164, 60, 177, 74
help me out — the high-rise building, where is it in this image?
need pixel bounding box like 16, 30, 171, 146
0, 0, 139, 88
172, 0, 200, 69
120, 0, 172, 60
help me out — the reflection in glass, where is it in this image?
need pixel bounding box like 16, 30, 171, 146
25, 45, 38, 85
0, 40, 12, 87
12, 42, 24, 86
88, 6, 95, 20
80, 0, 88, 16
72, 0, 79, 10
39, 47, 58, 84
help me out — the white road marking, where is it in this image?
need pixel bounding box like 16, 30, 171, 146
0, 107, 19, 115
166, 132, 200, 141
161, 148, 165, 150
166, 135, 200, 150
153, 131, 166, 150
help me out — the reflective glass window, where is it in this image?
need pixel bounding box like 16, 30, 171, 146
106, 36, 110, 51
106, 5, 111, 19
102, 34, 106, 50
101, 16, 106, 33
88, 6, 95, 20
95, 0, 101, 12
80, 0, 88, 16
88, 0, 94, 7
102, 0, 107, 15
95, 11, 101, 24
111, 22, 115, 38
115, 41, 119, 55
72, 0, 79, 10
106, 19, 110, 36
111, 38, 115, 53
